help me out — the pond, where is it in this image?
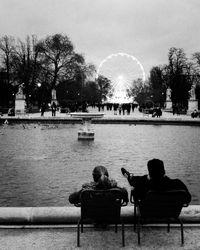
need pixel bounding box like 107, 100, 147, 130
0, 123, 199, 206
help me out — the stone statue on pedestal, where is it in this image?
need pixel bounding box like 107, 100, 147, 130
15, 84, 26, 115
16, 85, 25, 100
166, 88, 171, 101
189, 86, 196, 100
165, 88, 172, 110
188, 85, 198, 114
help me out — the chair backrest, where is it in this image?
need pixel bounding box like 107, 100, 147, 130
139, 190, 188, 219
80, 188, 124, 223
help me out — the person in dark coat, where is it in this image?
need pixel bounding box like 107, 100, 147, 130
121, 158, 191, 204
51, 102, 57, 116
69, 165, 128, 205
40, 102, 46, 116
191, 109, 199, 118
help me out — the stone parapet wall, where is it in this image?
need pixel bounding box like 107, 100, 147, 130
0, 205, 199, 225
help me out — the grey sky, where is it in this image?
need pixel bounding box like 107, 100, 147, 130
0, 0, 200, 76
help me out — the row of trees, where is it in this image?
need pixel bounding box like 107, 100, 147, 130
1, 34, 200, 110
132, 47, 200, 109
0, 33, 103, 109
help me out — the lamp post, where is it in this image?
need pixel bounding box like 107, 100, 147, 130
37, 83, 42, 109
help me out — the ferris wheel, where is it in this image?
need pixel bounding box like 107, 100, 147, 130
96, 52, 146, 102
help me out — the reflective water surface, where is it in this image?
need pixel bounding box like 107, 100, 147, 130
0, 123, 199, 206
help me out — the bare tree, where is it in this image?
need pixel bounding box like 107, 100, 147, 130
0, 35, 16, 85
11, 35, 42, 107
37, 33, 96, 105
149, 66, 166, 107
37, 34, 75, 89
166, 47, 192, 107
131, 78, 151, 106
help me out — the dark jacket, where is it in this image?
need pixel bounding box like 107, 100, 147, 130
69, 179, 129, 205
129, 175, 191, 204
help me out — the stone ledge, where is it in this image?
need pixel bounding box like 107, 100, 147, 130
0, 205, 199, 225
1, 117, 200, 126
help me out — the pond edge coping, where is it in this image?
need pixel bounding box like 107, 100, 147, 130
0, 205, 199, 225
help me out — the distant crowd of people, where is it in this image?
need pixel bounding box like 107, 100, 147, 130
40, 100, 88, 116
39, 101, 200, 119
39, 101, 165, 118
40, 101, 58, 117
94, 102, 138, 115
172, 104, 187, 115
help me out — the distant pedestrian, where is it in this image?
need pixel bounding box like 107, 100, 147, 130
122, 104, 126, 115
81, 101, 88, 112
97, 103, 101, 112
127, 103, 131, 115
156, 107, 162, 117
41, 103, 46, 116
118, 104, 122, 115
172, 104, 177, 115
132, 103, 136, 112
51, 102, 57, 116
152, 107, 162, 118
191, 109, 199, 118
113, 103, 118, 115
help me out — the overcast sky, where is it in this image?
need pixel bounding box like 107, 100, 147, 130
0, 0, 200, 76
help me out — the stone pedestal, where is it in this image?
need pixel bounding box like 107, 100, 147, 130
51, 89, 58, 105
15, 86, 26, 115
187, 99, 198, 114
187, 86, 198, 114
165, 100, 173, 110
165, 88, 172, 110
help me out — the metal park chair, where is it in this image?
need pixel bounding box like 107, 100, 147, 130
77, 188, 128, 247
131, 190, 189, 246
130, 189, 137, 232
